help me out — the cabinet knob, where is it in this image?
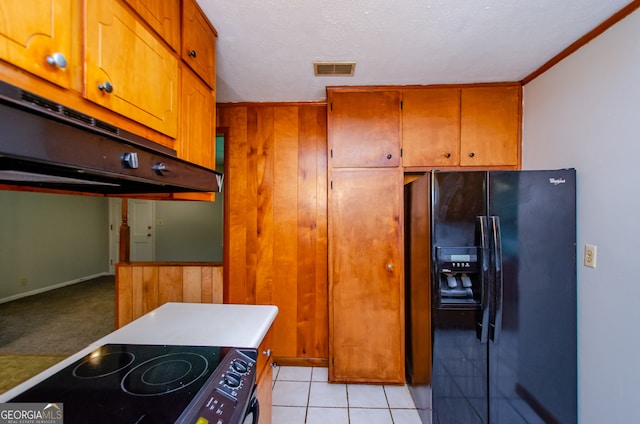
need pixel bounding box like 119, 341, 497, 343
262, 348, 271, 357
444, 152, 451, 158
188, 50, 197, 58
387, 263, 393, 270
98, 81, 113, 93
45, 52, 67, 69
469, 152, 475, 158
387, 153, 393, 159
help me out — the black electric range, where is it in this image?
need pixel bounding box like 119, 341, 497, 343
8, 344, 258, 424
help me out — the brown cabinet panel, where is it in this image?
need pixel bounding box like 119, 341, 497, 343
256, 327, 274, 424
85, 0, 179, 137
328, 90, 401, 168
182, 0, 217, 88
0, 0, 74, 88
123, 0, 180, 51
402, 88, 461, 167
460, 86, 520, 166
328, 167, 404, 383
180, 67, 216, 169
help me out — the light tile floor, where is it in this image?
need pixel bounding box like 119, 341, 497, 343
271, 365, 425, 424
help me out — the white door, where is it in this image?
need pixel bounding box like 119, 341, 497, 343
130, 200, 155, 261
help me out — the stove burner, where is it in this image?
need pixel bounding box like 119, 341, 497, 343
72, 351, 136, 379
121, 353, 209, 396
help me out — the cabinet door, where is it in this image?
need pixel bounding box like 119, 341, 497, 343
182, 0, 217, 88
123, 0, 180, 51
460, 86, 520, 166
180, 67, 216, 169
329, 167, 404, 383
0, 0, 73, 88
85, 0, 179, 138
328, 90, 401, 168
402, 88, 461, 167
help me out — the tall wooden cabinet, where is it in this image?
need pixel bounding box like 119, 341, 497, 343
327, 88, 405, 384
329, 167, 404, 383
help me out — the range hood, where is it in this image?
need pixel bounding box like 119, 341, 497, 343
0, 81, 223, 195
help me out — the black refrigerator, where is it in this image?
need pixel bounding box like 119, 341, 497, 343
404, 169, 577, 424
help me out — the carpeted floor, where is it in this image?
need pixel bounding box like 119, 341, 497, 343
0, 276, 115, 394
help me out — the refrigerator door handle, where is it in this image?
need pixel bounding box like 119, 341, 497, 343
490, 216, 503, 343
477, 216, 490, 343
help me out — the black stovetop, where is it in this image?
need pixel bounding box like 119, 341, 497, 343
10, 344, 231, 423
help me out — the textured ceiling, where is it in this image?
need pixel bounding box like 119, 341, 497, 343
197, 0, 633, 103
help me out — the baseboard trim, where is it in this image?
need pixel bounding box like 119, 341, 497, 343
0, 272, 112, 305
272, 356, 329, 367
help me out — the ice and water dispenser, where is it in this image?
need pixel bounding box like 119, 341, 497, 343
435, 246, 481, 305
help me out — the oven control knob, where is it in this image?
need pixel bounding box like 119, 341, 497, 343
232, 359, 248, 374
224, 372, 241, 388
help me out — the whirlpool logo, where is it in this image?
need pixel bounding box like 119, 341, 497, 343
549, 178, 566, 185
0, 403, 63, 424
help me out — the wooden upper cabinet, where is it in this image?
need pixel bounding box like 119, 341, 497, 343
180, 67, 216, 169
0, 0, 74, 88
85, 0, 179, 138
122, 0, 180, 51
329, 167, 404, 383
402, 88, 461, 167
460, 86, 520, 166
182, 0, 217, 88
328, 90, 401, 168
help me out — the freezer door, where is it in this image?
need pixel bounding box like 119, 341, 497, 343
488, 169, 577, 424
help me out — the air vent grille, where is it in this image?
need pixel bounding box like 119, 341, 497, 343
314, 61, 356, 76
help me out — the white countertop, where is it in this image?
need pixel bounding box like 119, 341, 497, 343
0, 302, 278, 401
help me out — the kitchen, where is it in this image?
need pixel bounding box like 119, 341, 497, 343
1, 1, 640, 423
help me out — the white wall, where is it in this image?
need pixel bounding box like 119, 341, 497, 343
522, 8, 640, 423
154, 199, 223, 262
0, 191, 110, 301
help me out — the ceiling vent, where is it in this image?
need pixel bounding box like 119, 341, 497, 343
314, 61, 356, 76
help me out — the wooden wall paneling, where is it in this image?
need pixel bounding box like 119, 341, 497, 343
158, 266, 183, 304
183, 266, 202, 302
142, 266, 159, 315
201, 266, 214, 303
132, 266, 144, 319
116, 265, 133, 327
221, 107, 249, 304
218, 103, 329, 362
255, 107, 275, 306
243, 107, 260, 305
272, 106, 300, 358
297, 105, 328, 359
211, 267, 224, 303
